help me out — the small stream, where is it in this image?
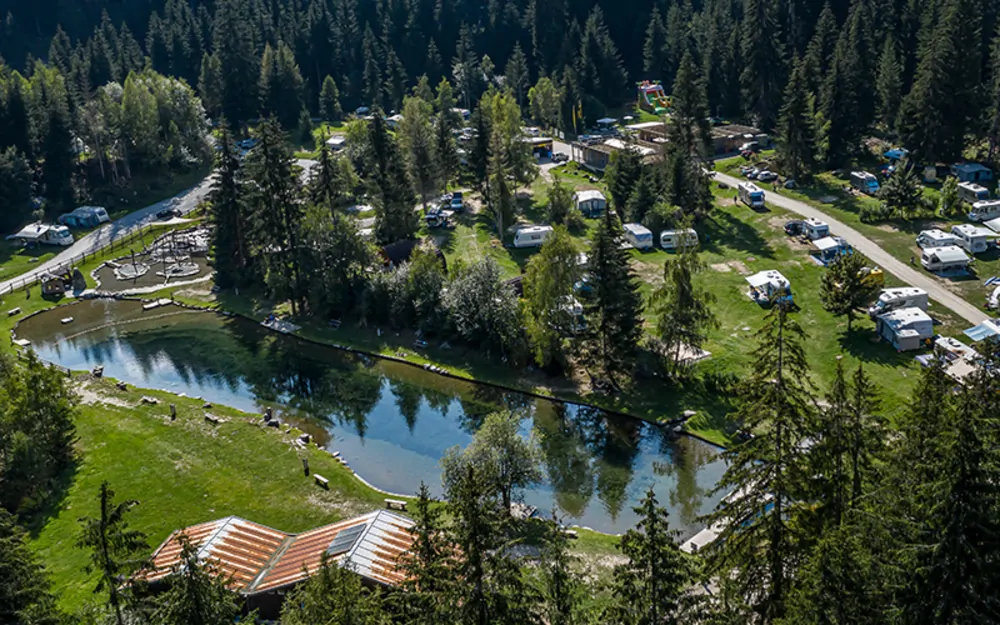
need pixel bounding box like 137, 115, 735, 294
17, 299, 726, 536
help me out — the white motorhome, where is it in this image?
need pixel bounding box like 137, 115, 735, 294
513, 225, 553, 248
659, 228, 699, 251
737, 182, 765, 209
803, 217, 830, 241
850, 171, 881, 195
921, 245, 972, 272
950, 224, 994, 254
958, 181, 991, 204
968, 199, 1000, 222
876, 307, 934, 352
868, 287, 929, 319
623, 223, 654, 250
8, 223, 75, 247
916, 229, 959, 249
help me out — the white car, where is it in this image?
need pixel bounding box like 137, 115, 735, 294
756, 171, 778, 182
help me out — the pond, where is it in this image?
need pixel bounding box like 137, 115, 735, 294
17, 299, 727, 536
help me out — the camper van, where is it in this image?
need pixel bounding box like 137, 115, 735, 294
659, 228, 699, 251
951, 224, 994, 254
737, 182, 766, 209
868, 287, 929, 319
623, 224, 654, 250
850, 171, 881, 195
967, 200, 1000, 223
802, 217, 830, 241
958, 181, 991, 204
921, 245, 972, 272
916, 229, 959, 249
513, 225, 553, 248
8, 223, 75, 247
746, 270, 793, 305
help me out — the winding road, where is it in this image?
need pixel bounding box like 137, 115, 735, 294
714, 172, 986, 325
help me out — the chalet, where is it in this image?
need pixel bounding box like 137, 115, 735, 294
141, 510, 416, 619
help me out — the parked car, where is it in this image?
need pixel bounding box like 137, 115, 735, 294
552, 152, 569, 163
354, 106, 371, 116
756, 170, 778, 182
450, 191, 464, 212
784, 220, 804, 236
156, 208, 181, 220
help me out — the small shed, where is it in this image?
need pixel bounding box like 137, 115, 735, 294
574, 190, 607, 218
876, 307, 934, 351
951, 163, 993, 183
59, 206, 109, 228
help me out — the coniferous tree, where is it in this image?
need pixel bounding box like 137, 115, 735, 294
650, 245, 717, 378
609, 488, 693, 625
320, 74, 343, 121
0, 508, 61, 625
361, 25, 383, 107
259, 41, 306, 129
212, 0, 259, 126
396, 483, 455, 625
152, 537, 244, 625
643, 8, 668, 82
582, 209, 644, 387
545, 178, 576, 225
802, 3, 837, 96
819, 252, 879, 332
878, 159, 924, 219
366, 108, 417, 243
400, 95, 439, 209
740, 0, 786, 128
603, 148, 644, 215
662, 50, 711, 219
939, 175, 961, 216
76, 482, 149, 625
989, 27, 1000, 159
209, 122, 252, 288
280, 552, 384, 624
197, 53, 223, 118
875, 35, 903, 132
704, 302, 815, 624
486, 129, 514, 236
776, 57, 816, 181
537, 517, 589, 625
308, 139, 354, 210
0, 147, 33, 231
433, 116, 459, 191
243, 118, 306, 311
413, 75, 435, 104
528, 76, 561, 129
505, 43, 530, 108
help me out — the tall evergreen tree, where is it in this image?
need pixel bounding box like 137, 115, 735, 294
361, 25, 383, 108
704, 302, 815, 624
210, 122, 251, 288
740, 0, 786, 128
320, 74, 343, 121
505, 43, 530, 108
0, 509, 61, 625
197, 53, 223, 118
212, 0, 259, 125
537, 517, 588, 625
400, 95, 439, 208
396, 483, 455, 625
151, 537, 244, 625
281, 552, 385, 624
875, 35, 903, 132
650, 244, 717, 378
819, 252, 879, 332
582, 209, 644, 387
366, 108, 417, 242
76, 482, 149, 625
776, 57, 816, 180
259, 41, 306, 130
662, 50, 712, 219
524, 226, 583, 369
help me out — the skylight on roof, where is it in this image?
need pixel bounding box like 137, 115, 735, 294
326, 523, 367, 556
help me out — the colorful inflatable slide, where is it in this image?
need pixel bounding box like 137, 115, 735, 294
637, 81, 671, 115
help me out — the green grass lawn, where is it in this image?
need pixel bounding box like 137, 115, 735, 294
0, 241, 57, 283
292, 121, 347, 158
717, 154, 997, 307
89, 164, 212, 222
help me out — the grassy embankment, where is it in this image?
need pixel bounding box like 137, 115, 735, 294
153, 163, 963, 445
717, 153, 997, 306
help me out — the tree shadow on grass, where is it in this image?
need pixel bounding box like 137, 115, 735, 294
703, 210, 776, 260
22, 457, 81, 539
836, 326, 919, 367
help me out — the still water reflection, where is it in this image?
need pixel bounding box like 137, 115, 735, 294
18, 299, 726, 536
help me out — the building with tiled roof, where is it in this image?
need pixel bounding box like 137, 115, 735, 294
142, 510, 415, 618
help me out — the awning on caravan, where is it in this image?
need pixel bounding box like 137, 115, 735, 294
963, 320, 1000, 342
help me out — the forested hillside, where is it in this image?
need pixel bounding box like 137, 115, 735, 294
3, 0, 998, 145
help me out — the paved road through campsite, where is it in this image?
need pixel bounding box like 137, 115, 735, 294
0, 160, 318, 295
715, 172, 986, 325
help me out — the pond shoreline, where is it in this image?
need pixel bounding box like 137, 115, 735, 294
11, 295, 729, 452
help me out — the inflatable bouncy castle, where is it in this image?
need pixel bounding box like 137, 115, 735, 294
637, 81, 671, 115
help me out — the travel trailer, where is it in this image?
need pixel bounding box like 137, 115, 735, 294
950, 224, 994, 255
659, 228, 699, 251
850, 171, 881, 195
8, 223, 74, 247
958, 181, 991, 204
876, 307, 934, 352
803, 217, 830, 241
921, 245, 972, 272
513, 225, 554, 248
868, 287, 929, 319
916, 229, 959, 249
738, 182, 765, 209
967, 199, 1000, 222
746, 270, 793, 305
812, 236, 851, 264
623, 223, 654, 250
